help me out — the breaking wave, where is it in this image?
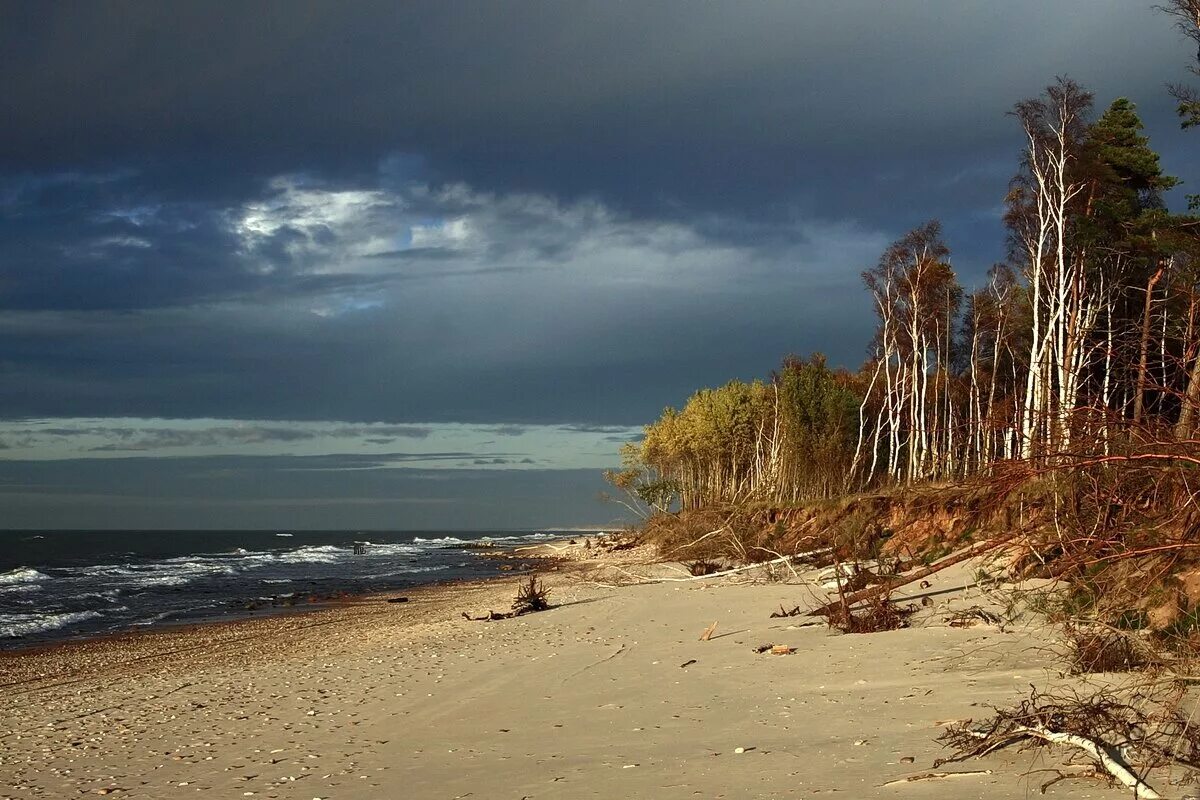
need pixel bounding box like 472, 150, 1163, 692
0, 530, 568, 646
0, 567, 49, 586
0, 610, 103, 638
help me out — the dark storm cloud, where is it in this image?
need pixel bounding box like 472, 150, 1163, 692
4, 2, 1200, 527
3, 2, 1194, 222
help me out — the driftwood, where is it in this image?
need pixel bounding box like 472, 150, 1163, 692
699, 621, 718, 641
880, 769, 992, 786
952, 726, 1160, 799
936, 686, 1200, 800
808, 535, 1016, 617
601, 548, 832, 586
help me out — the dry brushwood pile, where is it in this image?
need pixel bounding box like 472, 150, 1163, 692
511, 575, 551, 614
462, 575, 552, 621
938, 686, 1200, 798
818, 593, 916, 634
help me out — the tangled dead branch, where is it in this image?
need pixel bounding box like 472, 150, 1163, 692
1063, 625, 1157, 674
462, 575, 552, 621
937, 686, 1200, 798
944, 606, 1005, 629
819, 591, 916, 634
511, 575, 551, 615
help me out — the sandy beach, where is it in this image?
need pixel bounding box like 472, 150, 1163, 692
0, 544, 1159, 799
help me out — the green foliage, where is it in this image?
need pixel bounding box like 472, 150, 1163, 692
627, 355, 863, 510
774, 354, 860, 495
1079, 98, 1179, 254
1179, 98, 1200, 130
602, 444, 680, 516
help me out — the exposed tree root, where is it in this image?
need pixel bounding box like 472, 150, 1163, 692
937, 687, 1200, 799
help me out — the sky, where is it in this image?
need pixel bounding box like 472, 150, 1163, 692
2, 1, 1198, 529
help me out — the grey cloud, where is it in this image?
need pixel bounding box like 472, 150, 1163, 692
345, 426, 432, 439
2, 2, 1192, 227
486, 426, 527, 437
38, 424, 320, 450
563, 424, 641, 434
267, 452, 527, 470
0, 177, 886, 426
603, 434, 643, 443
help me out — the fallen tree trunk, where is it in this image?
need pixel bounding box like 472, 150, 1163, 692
599, 548, 832, 585
1021, 725, 1160, 799
955, 725, 1160, 799
808, 534, 1017, 617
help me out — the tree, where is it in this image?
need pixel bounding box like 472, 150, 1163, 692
1078, 98, 1179, 427
1009, 78, 1094, 459
1158, 0, 1200, 129
861, 221, 962, 483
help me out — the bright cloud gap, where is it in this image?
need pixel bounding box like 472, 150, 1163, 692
1, 418, 643, 470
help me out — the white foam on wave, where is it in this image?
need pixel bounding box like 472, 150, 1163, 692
0, 610, 102, 638
392, 564, 449, 575
412, 536, 466, 544
69, 589, 123, 603
82, 560, 239, 587
354, 542, 421, 556
0, 583, 44, 596
72, 543, 373, 591
272, 545, 344, 564
0, 567, 49, 586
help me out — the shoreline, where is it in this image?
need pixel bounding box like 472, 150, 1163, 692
0, 536, 574, 656
0, 542, 572, 689
2, 541, 1149, 799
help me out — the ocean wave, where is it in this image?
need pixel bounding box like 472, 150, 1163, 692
0, 567, 50, 586
353, 542, 421, 556
472, 532, 557, 544
131, 610, 177, 626
271, 545, 344, 564
0, 610, 102, 638
0, 583, 44, 596
393, 564, 450, 575
68, 589, 124, 603
82, 560, 239, 587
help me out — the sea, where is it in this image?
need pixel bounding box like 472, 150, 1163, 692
0, 529, 586, 648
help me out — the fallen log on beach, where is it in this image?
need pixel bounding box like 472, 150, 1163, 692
596, 548, 833, 586
951, 725, 1160, 799
808, 534, 1017, 617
